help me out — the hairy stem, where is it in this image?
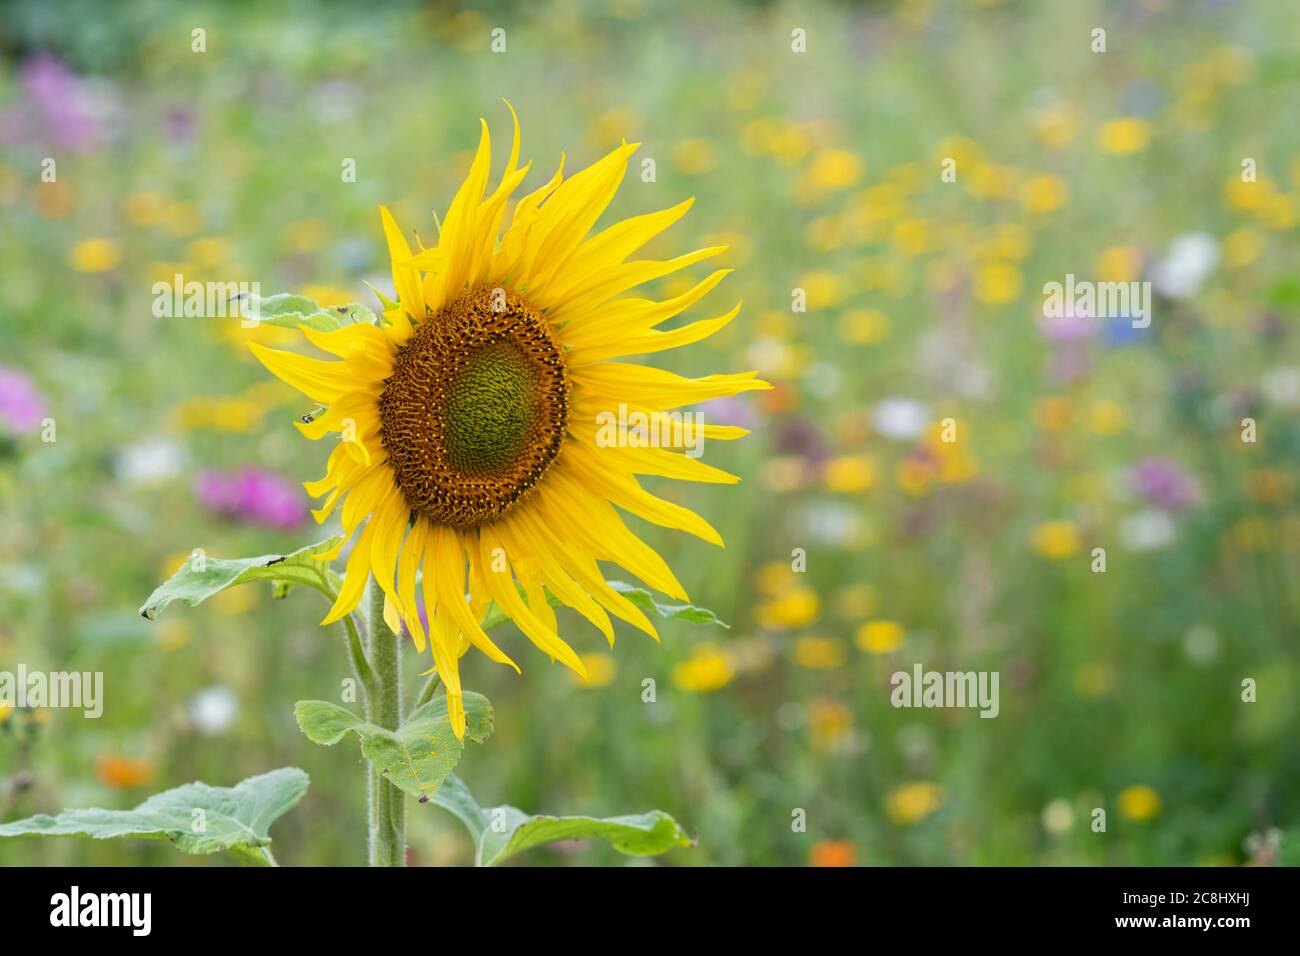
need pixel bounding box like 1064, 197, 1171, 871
365, 579, 406, 866
414, 670, 441, 709
343, 611, 377, 704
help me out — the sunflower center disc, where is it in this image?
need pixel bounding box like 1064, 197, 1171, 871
378, 287, 569, 528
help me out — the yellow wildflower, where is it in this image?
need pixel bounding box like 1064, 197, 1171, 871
574, 653, 616, 688
1020, 174, 1068, 214
886, 782, 944, 824
1095, 246, 1142, 283
671, 138, 718, 176
1098, 117, 1152, 155
823, 455, 875, 493
973, 261, 1021, 304
805, 148, 864, 191
838, 309, 890, 344
1117, 785, 1161, 822
672, 645, 735, 693
757, 587, 819, 629
1032, 520, 1080, 559
793, 636, 848, 669
70, 238, 122, 272
855, 620, 904, 654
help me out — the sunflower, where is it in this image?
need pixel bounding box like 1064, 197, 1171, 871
250, 106, 768, 738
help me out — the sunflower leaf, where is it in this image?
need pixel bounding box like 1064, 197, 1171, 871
247, 292, 319, 318
0, 768, 308, 864
605, 581, 729, 628
293, 693, 492, 800
138, 537, 342, 620
241, 291, 377, 332
429, 774, 693, 866
241, 292, 341, 331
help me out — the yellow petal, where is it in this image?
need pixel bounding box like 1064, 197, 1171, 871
569, 301, 741, 366
368, 490, 410, 618
493, 156, 565, 282
379, 206, 423, 332
427, 119, 494, 309
557, 446, 723, 549
541, 198, 695, 306
301, 322, 394, 360
321, 515, 381, 625
248, 343, 372, 405
503, 510, 614, 646
561, 268, 730, 348
518, 141, 639, 293
477, 525, 589, 672
382, 594, 403, 635
571, 363, 770, 411
397, 517, 430, 652
428, 525, 520, 672
566, 422, 740, 484
546, 246, 728, 325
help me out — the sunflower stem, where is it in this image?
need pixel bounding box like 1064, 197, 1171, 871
414, 670, 441, 709
365, 578, 405, 866
342, 611, 378, 704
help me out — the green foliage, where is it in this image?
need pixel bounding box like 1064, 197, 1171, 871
248, 292, 377, 331
3, 0, 1297, 868
431, 775, 692, 866
295, 694, 493, 800
0, 769, 308, 865
138, 537, 342, 619
607, 580, 730, 628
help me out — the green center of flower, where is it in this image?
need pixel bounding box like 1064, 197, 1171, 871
378, 286, 569, 528
442, 342, 536, 476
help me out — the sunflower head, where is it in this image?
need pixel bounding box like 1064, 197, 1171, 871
378, 285, 569, 528
251, 105, 769, 738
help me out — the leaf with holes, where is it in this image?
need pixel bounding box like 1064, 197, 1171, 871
138, 537, 341, 620
241, 291, 378, 332
0, 768, 308, 865
294, 693, 492, 800
430, 774, 693, 866
606, 580, 729, 628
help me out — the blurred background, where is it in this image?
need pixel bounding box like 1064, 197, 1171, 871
1, 0, 1298, 866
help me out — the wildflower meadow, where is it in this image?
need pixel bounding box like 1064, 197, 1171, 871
0, 0, 1297, 879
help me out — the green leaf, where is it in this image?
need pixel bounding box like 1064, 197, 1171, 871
606, 580, 729, 628
245, 291, 377, 332
0, 768, 308, 865
477, 581, 727, 632
138, 536, 341, 620
430, 775, 693, 866
249, 292, 319, 318
294, 694, 492, 800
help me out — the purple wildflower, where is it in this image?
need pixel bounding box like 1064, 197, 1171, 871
774, 416, 830, 464
0, 366, 46, 436
695, 395, 757, 432
1038, 305, 1096, 343
1047, 346, 1092, 384
196, 468, 308, 530
18, 54, 103, 153
1128, 457, 1202, 512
